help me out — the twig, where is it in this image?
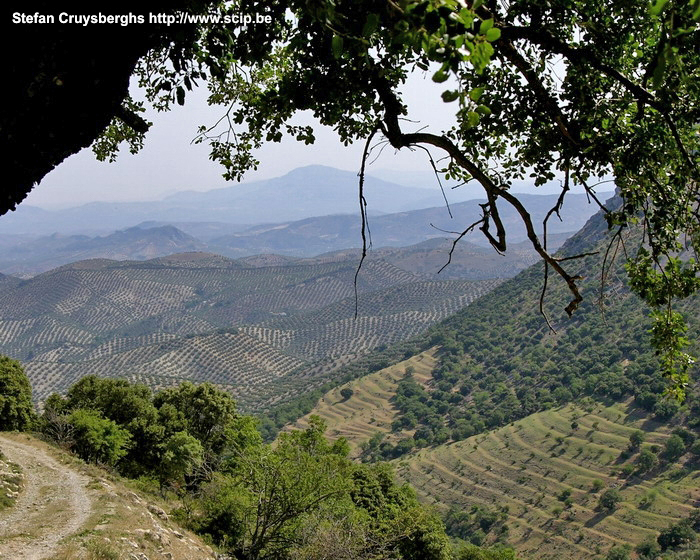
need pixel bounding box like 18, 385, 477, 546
354, 125, 380, 319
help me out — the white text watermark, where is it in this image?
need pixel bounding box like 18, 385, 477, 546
11, 12, 272, 27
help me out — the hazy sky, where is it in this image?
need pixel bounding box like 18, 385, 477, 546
25, 69, 613, 209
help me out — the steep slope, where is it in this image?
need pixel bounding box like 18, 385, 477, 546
281, 197, 700, 556
397, 401, 700, 559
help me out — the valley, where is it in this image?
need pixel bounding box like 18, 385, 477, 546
0, 168, 697, 559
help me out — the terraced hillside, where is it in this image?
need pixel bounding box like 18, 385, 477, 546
281, 197, 700, 556
291, 348, 438, 452
293, 370, 700, 558
397, 402, 700, 559
0, 249, 505, 409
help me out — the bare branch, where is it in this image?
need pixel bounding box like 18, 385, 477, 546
438, 218, 487, 274
354, 124, 380, 319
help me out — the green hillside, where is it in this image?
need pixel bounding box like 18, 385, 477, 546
397, 401, 700, 559
292, 359, 700, 558
283, 205, 700, 557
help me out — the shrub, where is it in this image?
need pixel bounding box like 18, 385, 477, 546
598, 488, 621, 511
67, 409, 132, 465
664, 434, 686, 462
0, 355, 35, 431
658, 519, 696, 550
605, 544, 631, 560
628, 430, 645, 449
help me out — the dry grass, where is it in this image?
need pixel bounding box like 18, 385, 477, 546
0, 433, 217, 560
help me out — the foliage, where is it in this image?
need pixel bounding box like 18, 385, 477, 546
41, 376, 259, 477
444, 505, 508, 547
658, 519, 697, 551
66, 409, 132, 466
153, 381, 259, 463
38, 373, 451, 560
339, 387, 354, 401
635, 447, 659, 473
454, 544, 516, 560
159, 431, 204, 490
0, 355, 35, 431
629, 430, 645, 449
189, 416, 450, 560
598, 488, 622, 511
665, 434, 687, 461
605, 544, 632, 560
636, 536, 661, 558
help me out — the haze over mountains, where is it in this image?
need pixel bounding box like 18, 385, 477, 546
0, 166, 608, 410
0, 166, 477, 236
0, 165, 602, 277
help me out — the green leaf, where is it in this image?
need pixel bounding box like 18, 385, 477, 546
441, 90, 460, 103
649, 0, 669, 16
472, 0, 484, 9
432, 70, 449, 83
479, 18, 494, 33
485, 28, 501, 42
363, 13, 379, 37
469, 87, 485, 101
475, 104, 491, 115
332, 35, 344, 59
466, 111, 480, 128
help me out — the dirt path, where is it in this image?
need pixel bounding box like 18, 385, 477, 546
0, 435, 93, 559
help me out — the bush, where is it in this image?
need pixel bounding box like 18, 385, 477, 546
598, 488, 622, 511
339, 387, 354, 401
658, 519, 697, 550
0, 355, 35, 431
665, 434, 686, 462
629, 430, 645, 449
605, 544, 631, 560
635, 448, 658, 473
67, 409, 132, 465
635, 536, 661, 558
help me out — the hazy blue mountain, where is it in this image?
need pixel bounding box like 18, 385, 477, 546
0, 191, 599, 276
208, 192, 598, 257
0, 166, 458, 235
0, 225, 206, 277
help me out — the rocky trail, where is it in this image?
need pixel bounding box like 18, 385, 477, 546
0, 435, 93, 560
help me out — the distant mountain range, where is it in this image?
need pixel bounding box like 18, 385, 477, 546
0, 226, 206, 277
206, 192, 595, 257
0, 183, 601, 277
0, 166, 475, 236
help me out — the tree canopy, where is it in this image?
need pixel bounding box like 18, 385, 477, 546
0, 355, 35, 431
5, 0, 700, 394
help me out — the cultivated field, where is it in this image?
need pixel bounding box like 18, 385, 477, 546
290, 354, 699, 558
0, 252, 504, 408
398, 402, 699, 558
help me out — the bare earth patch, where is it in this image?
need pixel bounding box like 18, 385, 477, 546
0, 434, 93, 560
